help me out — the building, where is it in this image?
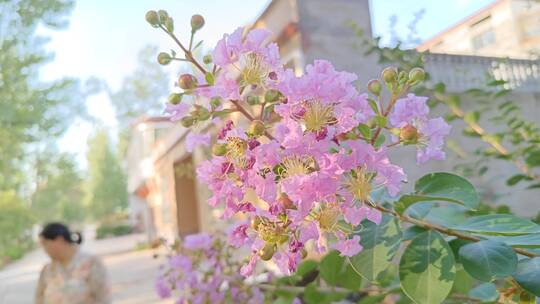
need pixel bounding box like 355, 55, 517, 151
127, 0, 540, 242
418, 0, 540, 59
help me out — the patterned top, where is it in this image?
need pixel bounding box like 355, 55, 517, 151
35, 251, 111, 304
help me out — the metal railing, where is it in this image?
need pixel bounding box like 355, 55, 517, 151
424, 53, 540, 92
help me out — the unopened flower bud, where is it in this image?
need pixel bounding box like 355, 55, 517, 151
178, 74, 198, 90
409, 67, 426, 83
367, 79, 382, 96
382, 67, 398, 84
191, 14, 205, 31
203, 54, 213, 65
264, 89, 280, 103
195, 107, 210, 121
158, 10, 169, 23
400, 124, 418, 143
212, 143, 228, 156
258, 243, 276, 261
164, 17, 174, 32
145, 11, 160, 27
180, 116, 194, 128
249, 120, 265, 136
278, 193, 295, 209
168, 93, 182, 105
157, 52, 172, 65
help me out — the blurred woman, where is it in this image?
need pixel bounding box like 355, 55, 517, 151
35, 222, 111, 304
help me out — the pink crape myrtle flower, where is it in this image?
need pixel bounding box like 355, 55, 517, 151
389, 94, 451, 164
333, 235, 363, 257
185, 133, 211, 152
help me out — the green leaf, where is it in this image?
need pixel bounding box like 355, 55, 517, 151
395, 172, 479, 214
458, 240, 517, 282
319, 250, 343, 286
487, 79, 507, 86
452, 267, 475, 294
193, 40, 204, 50
483, 233, 540, 248
452, 214, 540, 236
526, 151, 540, 168
368, 98, 380, 114
513, 257, 540, 297
399, 231, 456, 304
375, 115, 387, 128
296, 260, 318, 277
374, 133, 386, 148
204, 72, 214, 85
506, 174, 531, 186
449, 239, 473, 263
519, 291, 536, 304
463, 111, 480, 124
337, 262, 363, 290
358, 124, 371, 139
403, 226, 427, 241
469, 283, 499, 302
349, 214, 402, 282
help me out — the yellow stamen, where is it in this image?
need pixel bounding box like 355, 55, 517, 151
302, 101, 337, 132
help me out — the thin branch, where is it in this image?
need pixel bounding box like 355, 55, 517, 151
372, 204, 538, 258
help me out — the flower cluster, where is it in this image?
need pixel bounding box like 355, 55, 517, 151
157, 25, 451, 276
155, 233, 266, 304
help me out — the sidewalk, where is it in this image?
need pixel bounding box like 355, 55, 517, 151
0, 233, 173, 304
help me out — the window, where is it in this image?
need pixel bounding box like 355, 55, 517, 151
472, 29, 496, 50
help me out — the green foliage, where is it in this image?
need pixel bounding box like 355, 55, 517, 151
96, 223, 132, 239
399, 230, 456, 304
320, 251, 363, 290
396, 172, 479, 214
468, 283, 499, 303
84, 129, 128, 219
452, 214, 540, 236
458, 240, 517, 282
0, 192, 36, 262
349, 214, 402, 282
513, 258, 540, 296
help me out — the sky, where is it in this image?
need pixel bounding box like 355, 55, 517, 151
38, 0, 495, 168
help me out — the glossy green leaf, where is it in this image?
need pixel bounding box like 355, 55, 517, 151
349, 214, 402, 281
453, 215, 540, 236
395, 172, 478, 214
296, 260, 318, 277
526, 151, 540, 168
452, 267, 475, 294
399, 231, 456, 304
483, 233, 540, 248
469, 283, 499, 303
320, 250, 343, 286
459, 240, 517, 282
513, 258, 540, 297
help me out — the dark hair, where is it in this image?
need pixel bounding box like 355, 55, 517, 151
40, 222, 83, 245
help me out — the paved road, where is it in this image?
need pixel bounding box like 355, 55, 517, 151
0, 233, 173, 304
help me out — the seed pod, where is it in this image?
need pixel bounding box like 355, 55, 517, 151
157, 52, 172, 65
158, 10, 169, 23
203, 54, 213, 65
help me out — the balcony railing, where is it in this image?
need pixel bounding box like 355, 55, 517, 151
424, 53, 540, 93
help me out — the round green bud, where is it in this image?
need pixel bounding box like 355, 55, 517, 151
157, 52, 172, 65
367, 79, 382, 96
178, 74, 198, 90
381, 67, 398, 83
191, 14, 205, 31
145, 11, 160, 27
247, 95, 260, 105
249, 120, 265, 136
158, 10, 169, 23
212, 143, 228, 156
168, 93, 182, 105
258, 243, 276, 261
164, 18, 174, 33
195, 107, 210, 121
203, 54, 213, 65
180, 116, 195, 128
409, 67, 426, 83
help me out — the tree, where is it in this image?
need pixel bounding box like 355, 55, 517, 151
31, 150, 85, 224
84, 129, 128, 219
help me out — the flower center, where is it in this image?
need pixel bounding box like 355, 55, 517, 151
301, 101, 337, 132
226, 137, 250, 169
240, 52, 269, 87
345, 168, 375, 203
317, 204, 340, 230
280, 155, 318, 178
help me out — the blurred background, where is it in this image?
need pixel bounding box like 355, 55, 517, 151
1, 0, 539, 303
